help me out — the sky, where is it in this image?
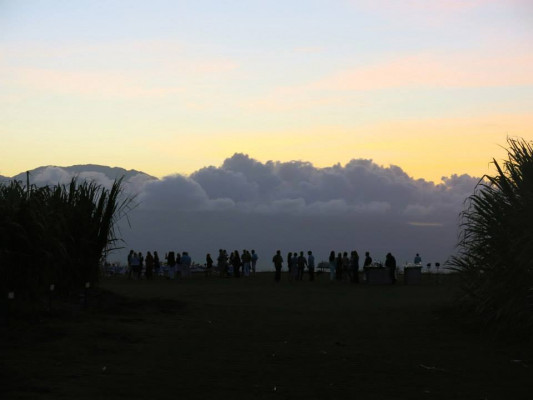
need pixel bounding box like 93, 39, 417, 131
1, 0, 532, 183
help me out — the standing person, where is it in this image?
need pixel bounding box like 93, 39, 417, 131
232, 250, 241, 278
131, 252, 141, 279
342, 252, 350, 280
242, 250, 251, 277
145, 251, 154, 280
363, 252, 372, 267
363, 251, 373, 282
217, 249, 228, 277
251, 250, 258, 277
166, 251, 176, 280
385, 252, 397, 284
228, 251, 235, 276
328, 251, 336, 281
127, 250, 134, 279
307, 251, 315, 282
350, 250, 360, 283
272, 250, 283, 282
297, 251, 307, 281
154, 251, 161, 278
290, 252, 299, 281
414, 253, 422, 265
139, 252, 145, 279
206, 253, 213, 277
181, 251, 192, 278
175, 252, 182, 279
287, 252, 293, 279
336, 252, 343, 280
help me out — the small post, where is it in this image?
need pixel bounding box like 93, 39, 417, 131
6, 291, 15, 326
26, 171, 31, 199
49, 284, 55, 312
84, 282, 90, 308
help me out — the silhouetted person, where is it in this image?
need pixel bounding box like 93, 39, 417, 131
175, 252, 182, 278
137, 252, 144, 279
131, 252, 141, 279
297, 251, 307, 280
329, 251, 336, 281
218, 249, 228, 277
154, 251, 161, 278
385, 252, 397, 284
342, 252, 349, 280
232, 250, 241, 278
363, 251, 372, 282
307, 251, 315, 281
272, 250, 283, 282
336, 252, 342, 280
414, 253, 422, 265
127, 250, 134, 279
242, 250, 251, 277
290, 251, 298, 281
363, 251, 372, 267
167, 251, 176, 279
181, 251, 192, 278
251, 250, 258, 277
229, 252, 235, 275
350, 250, 360, 283
145, 251, 154, 280
206, 253, 213, 277
287, 252, 293, 279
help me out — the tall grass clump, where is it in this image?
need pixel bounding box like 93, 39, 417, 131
45, 178, 132, 293
449, 137, 533, 336
0, 182, 49, 301
0, 177, 132, 304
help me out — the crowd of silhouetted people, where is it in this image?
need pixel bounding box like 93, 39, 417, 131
118, 248, 421, 285
124, 249, 259, 280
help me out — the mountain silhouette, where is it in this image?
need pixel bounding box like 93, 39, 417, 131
7, 164, 156, 186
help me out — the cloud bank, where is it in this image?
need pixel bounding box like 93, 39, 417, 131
15, 156, 479, 269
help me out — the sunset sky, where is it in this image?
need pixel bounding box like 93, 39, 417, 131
1, 0, 532, 183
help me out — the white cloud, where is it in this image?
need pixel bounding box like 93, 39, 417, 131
116, 154, 478, 266
11, 157, 478, 267
30, 167, 72, 186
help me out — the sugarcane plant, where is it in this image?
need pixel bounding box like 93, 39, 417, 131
0, 177, 133, 303
449, 137, 533, 335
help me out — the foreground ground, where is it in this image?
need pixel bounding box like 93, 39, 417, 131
1, 273, 532, 399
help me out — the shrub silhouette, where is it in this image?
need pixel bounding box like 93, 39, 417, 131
449, 137, 533, 335
0, 177, 132, 302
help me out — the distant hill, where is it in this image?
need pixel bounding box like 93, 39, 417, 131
8, 164, 157, 188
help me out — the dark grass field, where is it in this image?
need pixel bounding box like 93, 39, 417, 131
2, 272, 532, 399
